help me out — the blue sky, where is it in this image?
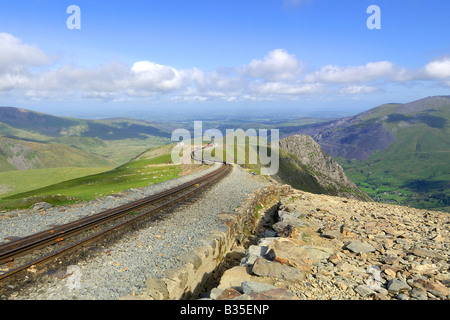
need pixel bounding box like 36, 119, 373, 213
0, 0, 449, 119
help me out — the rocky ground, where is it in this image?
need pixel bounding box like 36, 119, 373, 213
205, 188, 450, 300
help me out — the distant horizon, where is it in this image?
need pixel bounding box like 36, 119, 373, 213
2, 94, 447, 123
1, 1, 449, 119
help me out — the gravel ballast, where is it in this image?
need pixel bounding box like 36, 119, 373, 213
1, 164, 270, 300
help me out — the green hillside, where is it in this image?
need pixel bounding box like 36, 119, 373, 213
340, 120, 450, 212
0, 107, 172, 167
0, 166, 113, 199
0, 136, 111, 171
294, 96, 450, 212
0, 144, 185, 211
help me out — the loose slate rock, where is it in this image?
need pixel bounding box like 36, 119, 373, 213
252, 257, 306, 282
345, 241, 376, 254
249, 288, 298, 300
354, 285, 376, 297
241, 281, 278, 294
31, 202, 53, 211
387, 279, 412, 294
410, 247, 444, 260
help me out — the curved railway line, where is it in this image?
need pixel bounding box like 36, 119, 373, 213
0, 163, 231, 286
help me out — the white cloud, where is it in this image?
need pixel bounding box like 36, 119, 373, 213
244, 49, 303, 81
304, 61, 410, 84
338, 85, 380, 95
0, 33, 54, 73
423, 57, 450, 79
250, 81, 323, 95
130, 61, 206, 94
1, 32, 449, 104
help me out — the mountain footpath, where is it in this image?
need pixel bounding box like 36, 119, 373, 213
206, 186, 449, 300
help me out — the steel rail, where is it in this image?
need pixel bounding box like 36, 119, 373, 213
0, 164, 231, 281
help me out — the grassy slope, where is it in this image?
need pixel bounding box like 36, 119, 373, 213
0, 145, 182, 211
0, 167, 113, 198
0, 136, 112, 170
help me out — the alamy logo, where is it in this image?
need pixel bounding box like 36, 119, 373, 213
67, 5, 81, 30
171, 121, 280, 175
367, 5, 381, 30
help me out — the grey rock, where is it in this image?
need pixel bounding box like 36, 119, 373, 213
278, 210, 307, 220
354, 285, 376, 297
262, 229, 278, 237
278, 211, 307, 227
252, 257, 306, 282
410, 247, 445, 260
181, 252, 203, 269
31, 202, 53, 211
345, 241, 376, 254
257, 237, 278, 247
240, 245, 268, 266
409, 288, 428, 300
321, 229, 342, 239
241, 281, 278, 294
272, 221, 292, 233
209, 288, 224, 300
387, 279, 412, 294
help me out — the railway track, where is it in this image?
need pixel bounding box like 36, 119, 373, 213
0, 163, 231, 285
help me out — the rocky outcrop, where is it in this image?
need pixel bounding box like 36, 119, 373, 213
276, 135, 371, 201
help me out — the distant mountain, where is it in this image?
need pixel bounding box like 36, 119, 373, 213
293, 96, 449, 161
291, 96, 450, 212
0, 107, 171, 141
0, 107, 172, 169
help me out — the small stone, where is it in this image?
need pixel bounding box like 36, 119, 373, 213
335, 281, 347, 291
387, 279, 411, 294
263, 229, 278, 237
241, 281, 278, 294
409, 288, 428, 300
31, 202, 53, 211
210, 288, 224, 300
373, 293, 390, 300
321, 229, 342, 240
354, 285, 376, 298
329, 254, 342, 265
252, 257, 306, 282
240, 245, 268, 267
383, 267, 397, 278
216, 288, 242, 300
396, 293, 409, 300
249, 288, 298, 300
